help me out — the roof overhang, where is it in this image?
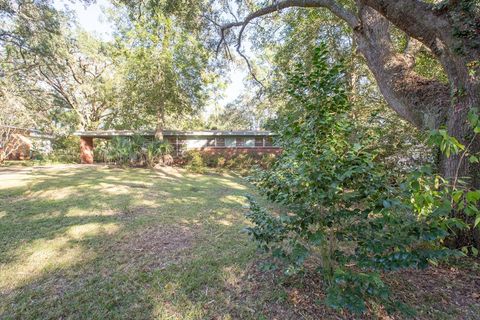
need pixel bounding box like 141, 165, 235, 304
73, 130, 276, 138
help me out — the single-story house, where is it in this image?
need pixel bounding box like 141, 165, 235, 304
73, 130, 281, 164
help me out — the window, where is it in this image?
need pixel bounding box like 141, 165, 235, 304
186, 139, 208, 148
166, 137, 178, 155
178, 137, 187, 154
236, 137, 244, 147
216, 137, 225, 147
254, 137, 263, 147
166, 137, 176, 145
207, 138, 215, 146
245, 139, 255, 147
265, 137, 273, 147
225, 138, 236, 147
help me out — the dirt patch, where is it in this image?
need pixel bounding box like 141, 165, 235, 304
224, 258, 480, 320
223, 259, 357, 320
114, 225, 197, 271
387, 261, 480, 319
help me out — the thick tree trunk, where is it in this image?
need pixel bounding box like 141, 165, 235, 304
353, 6, 450, 131
442, 96, 480, 249
219, 0, 480, 248
351, 4, 480, 249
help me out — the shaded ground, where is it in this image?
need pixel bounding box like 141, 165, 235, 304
0, 165, 478, 319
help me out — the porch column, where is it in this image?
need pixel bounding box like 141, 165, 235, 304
80, 137, 94, 164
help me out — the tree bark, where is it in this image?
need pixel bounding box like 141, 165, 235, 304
218, 0, 480, 248
355, 3, 480, 248
155, 103, 165, 141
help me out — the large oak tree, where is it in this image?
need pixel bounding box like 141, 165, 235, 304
219, 0, 480, 247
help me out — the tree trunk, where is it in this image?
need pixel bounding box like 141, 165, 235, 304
442, 93, 480, 249
219, 0, 480, 248
155, 103, 165, 141
154, 18, 173, 142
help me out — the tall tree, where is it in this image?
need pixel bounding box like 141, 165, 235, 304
113, 0, 215, 139
218, 0, 480, 248
1, 1, 119, 132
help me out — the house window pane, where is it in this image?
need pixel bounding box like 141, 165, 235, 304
178, 137, 187, 153
236, 137, 244, 147
207, 138, 215, 146
225, 138, 236, 147
265, 137, 273, 147
254, 137, 263, 147
245, 139, 255, 147
186, 139, 207, 148
216, 137, 225, 147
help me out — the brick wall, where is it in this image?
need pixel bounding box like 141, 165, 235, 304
195, 147, 282, 159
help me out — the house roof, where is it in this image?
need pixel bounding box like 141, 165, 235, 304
73, 130, 276, 138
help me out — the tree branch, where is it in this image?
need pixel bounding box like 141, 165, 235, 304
218, 0, 359, 54
217, 0, 359, 90
359, 0, 446, 53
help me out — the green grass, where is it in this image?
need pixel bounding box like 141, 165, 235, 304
0, 165, 264, 319
1, 165, 479, 320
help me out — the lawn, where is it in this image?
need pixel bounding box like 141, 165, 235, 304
0, 165, 265, 319
0, 165, 479, 320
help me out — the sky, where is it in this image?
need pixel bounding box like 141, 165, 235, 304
53, 0, 248, 116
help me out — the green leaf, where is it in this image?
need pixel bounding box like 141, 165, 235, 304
466, 190, 480, 203
469, 155, 479, 163
465, 204, 479, 216
472, 246, 479, 257
452, 190, 463, 203
475, 216, 480, 228
467, 108, 479, 127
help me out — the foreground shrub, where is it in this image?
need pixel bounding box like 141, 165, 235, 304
185, 150, 205, 173
245, 45, 464, 314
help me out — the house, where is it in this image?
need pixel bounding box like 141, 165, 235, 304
73, 130, 281, 164
0, 126, 55, 161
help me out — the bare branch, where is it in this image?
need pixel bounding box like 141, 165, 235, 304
217, 0, 358, 54
220, 0, 359, 40
236, 49, 265, 89
217, 0, 359, 88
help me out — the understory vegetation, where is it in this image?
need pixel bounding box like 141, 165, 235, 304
94, 136, 173, 167
245, 45, 480, 314
0, 166, 478, 319
184, 150, 277, 175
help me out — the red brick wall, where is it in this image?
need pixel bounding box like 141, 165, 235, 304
80, 137, 94, 164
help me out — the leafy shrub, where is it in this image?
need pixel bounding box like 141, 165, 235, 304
245, 45, 463, 314
101, 135, 173, 167
193, 152, 277, 175
216, 156, 227, 168
201, 153, 222, 167
225, 153, 255, 173
44, 135, 81, 163
185, 150, 205, 173
145, 140, 173, 167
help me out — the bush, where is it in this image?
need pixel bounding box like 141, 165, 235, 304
244, 45, 462, 314
191, 152, 278, 175
185, 150, 205, 173
44, 135, 81, 163
101, 135, 173, 167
